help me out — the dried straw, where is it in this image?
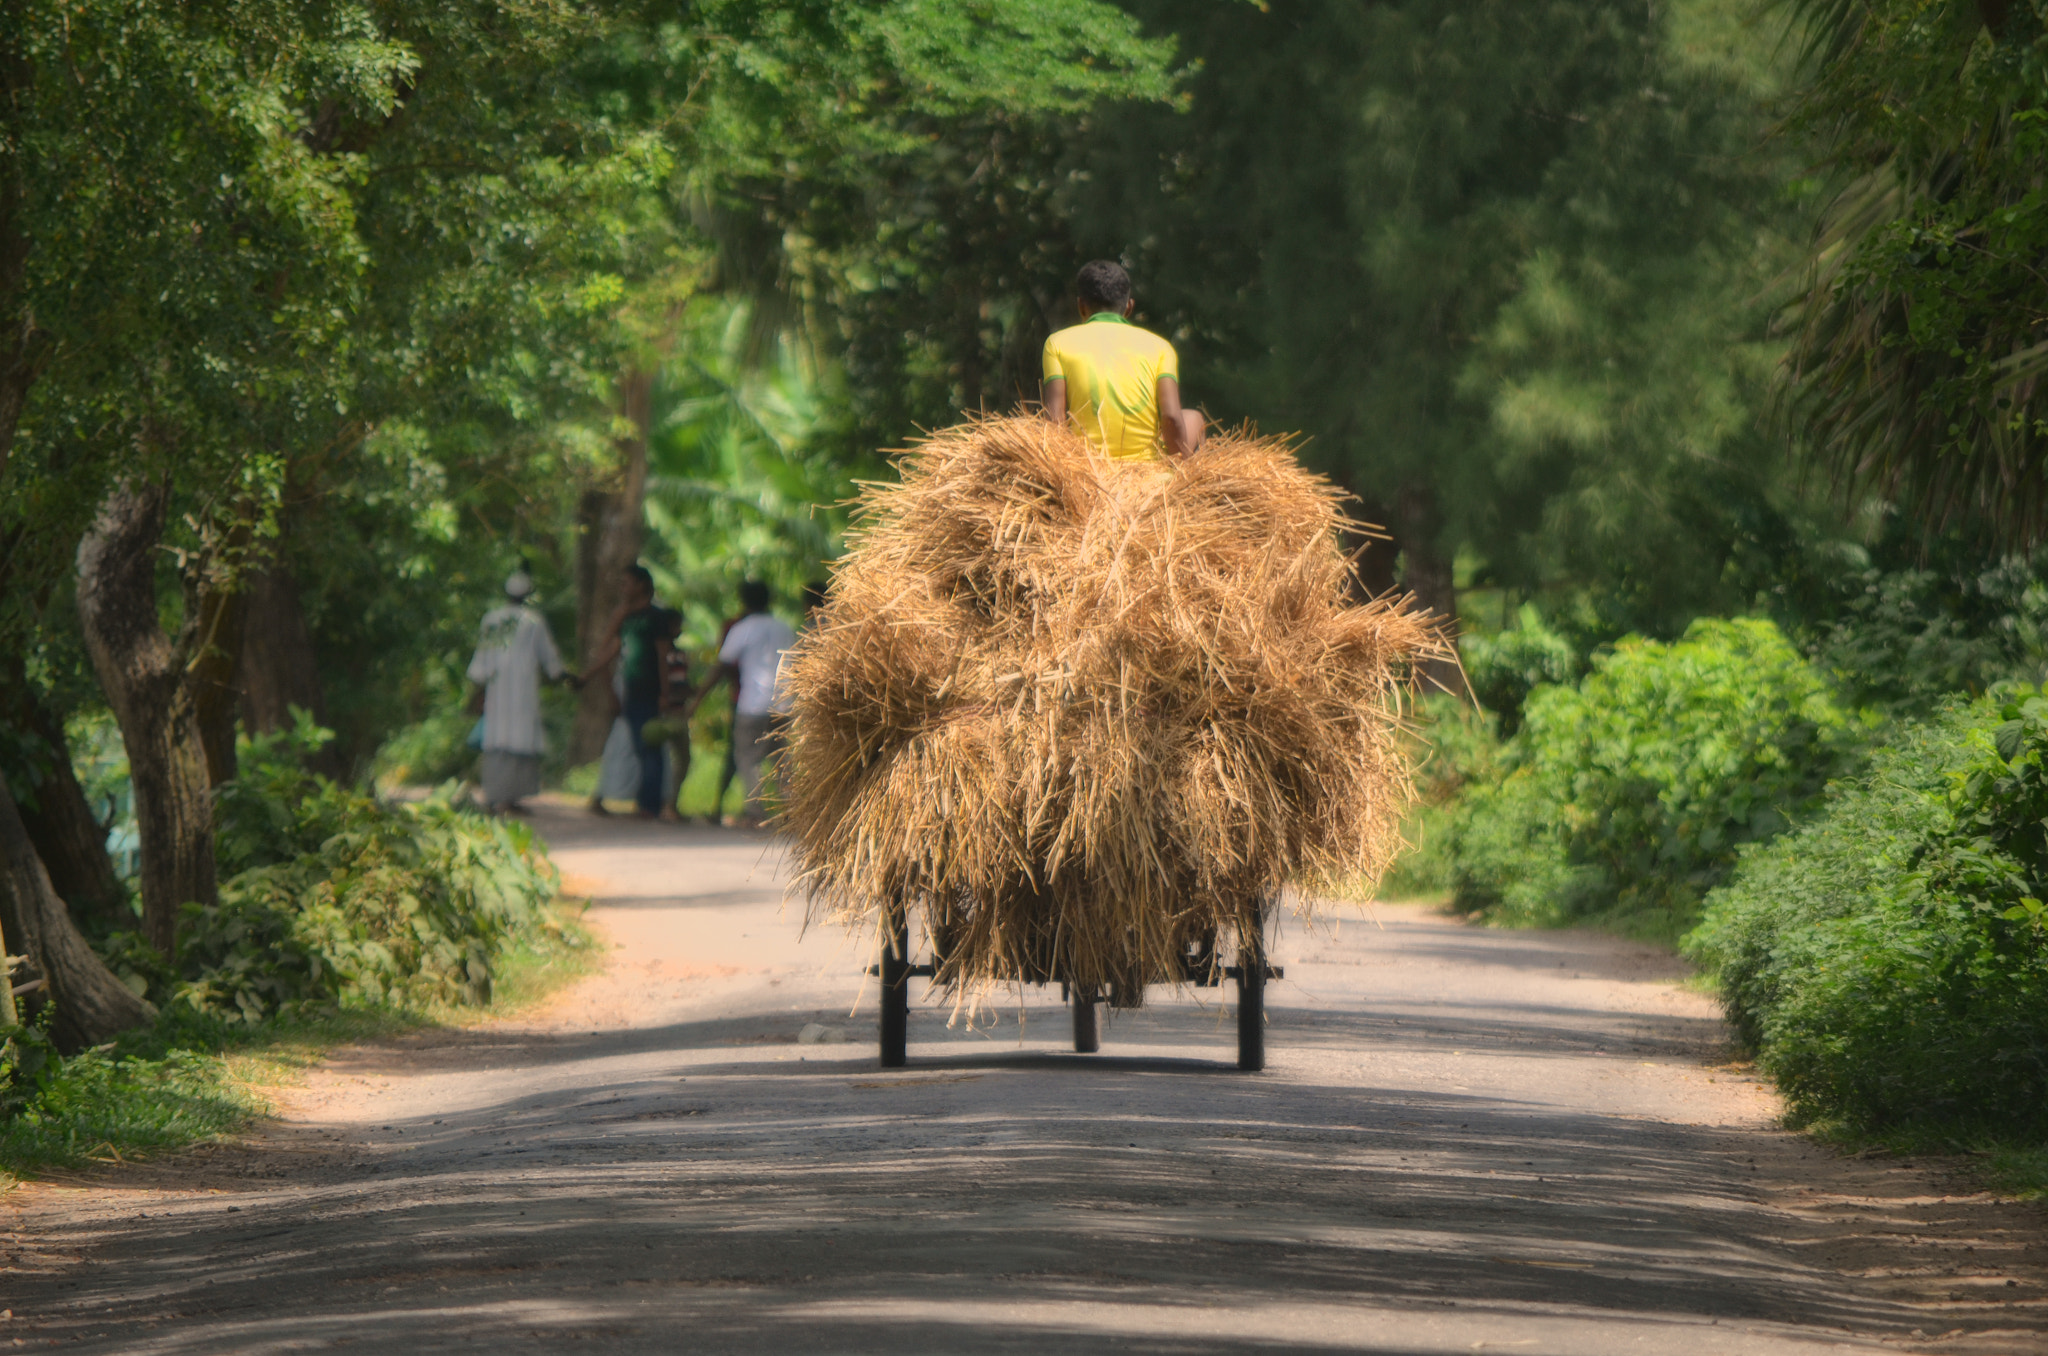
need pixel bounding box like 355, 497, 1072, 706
782, 416, 1451, 1009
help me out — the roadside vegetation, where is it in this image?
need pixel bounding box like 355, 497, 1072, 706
1400, 564, 2048, 1190
1378, 0, 2048, 1192
1, 725, 593, 1178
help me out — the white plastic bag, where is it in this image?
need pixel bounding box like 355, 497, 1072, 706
596, 716, 640, 801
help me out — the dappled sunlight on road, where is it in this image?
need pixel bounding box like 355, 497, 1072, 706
4, 801, 2044, 1354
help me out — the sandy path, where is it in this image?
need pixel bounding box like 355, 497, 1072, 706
3, 799, 2045, 1354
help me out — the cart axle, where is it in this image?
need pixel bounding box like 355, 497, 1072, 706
870, 896, 1276, 1071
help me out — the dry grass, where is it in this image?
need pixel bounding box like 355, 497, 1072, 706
782, 416, 1450, 1009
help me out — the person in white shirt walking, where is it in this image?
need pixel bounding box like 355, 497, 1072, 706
687, 579, 795, 828
466, 566, 578, 813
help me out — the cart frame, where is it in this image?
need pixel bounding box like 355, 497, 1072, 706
869, 897, 1282, 1071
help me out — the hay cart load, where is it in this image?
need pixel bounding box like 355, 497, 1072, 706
782, 417, 1447, 1070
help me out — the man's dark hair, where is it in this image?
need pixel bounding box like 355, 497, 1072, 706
739, 578, 771, 613
1076, 260, 1131, 312
624, 563, 654, 593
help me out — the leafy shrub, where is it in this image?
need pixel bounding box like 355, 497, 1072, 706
371, 706, 478, 788
1687, 693, 2048, 1138
176, 721, 568, 1022
1460, 604, 1580, 735
0, 1014, 58, 1118
1449, 617, 1857, 939
1382, 695, 1501, 897
374, 674, 579, 790
1805, 555, 2048, 715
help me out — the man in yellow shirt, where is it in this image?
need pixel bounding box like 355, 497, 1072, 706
1041, 260, 1205, 460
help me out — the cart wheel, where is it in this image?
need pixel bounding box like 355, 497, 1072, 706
1236, 897, 1266, 1072
1072, 986, 1101, 1053
879, 906, 910, 1068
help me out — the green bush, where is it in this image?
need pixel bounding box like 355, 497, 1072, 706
0, 1016, 58, 1118
1449, 617, 1857, 939
1382, 695, 1501, 897
1794, 525, 2048, 717
1687, 693, 2048, 1138
1460, 604, 1579, 736
178, 720, 569, 1022
372, 706, 479, 788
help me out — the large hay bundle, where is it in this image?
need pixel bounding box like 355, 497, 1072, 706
782, 416, 1450, 1007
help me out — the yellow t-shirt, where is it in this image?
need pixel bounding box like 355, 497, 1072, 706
1042, 313, 1179, 460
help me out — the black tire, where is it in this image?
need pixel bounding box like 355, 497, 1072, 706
1236, 897, 1266, 1072
1072, 986, 1101, 1053
879, 907, 910, 1068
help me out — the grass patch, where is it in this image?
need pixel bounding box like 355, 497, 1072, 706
1981, 1143, 2048, 1199
1789, 1116, 2048, 1200
0, 902, 598, 1182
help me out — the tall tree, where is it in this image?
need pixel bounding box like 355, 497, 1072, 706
74, 482, 219, 954
2, 0, 418, 954
1780, 0, 2048, 547
1059, 0, 1802, 645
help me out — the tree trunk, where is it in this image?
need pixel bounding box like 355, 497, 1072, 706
17, 707, 127, 934
0, 771, 153, 1051
75, 481, 217, 956
1342, 488, 1401, 601
0, 942, 16, 1029
188, 564, 248, 788
236, 560, 348, 776
238, 563, 329, 736
1392, 483, 1469, 698
571, 488, 609, 757
569, 367, 653, 765
0, 656, 128, 933
0, 146, 45, 477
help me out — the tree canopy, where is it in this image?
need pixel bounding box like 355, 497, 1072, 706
1779, 0, 2048, 549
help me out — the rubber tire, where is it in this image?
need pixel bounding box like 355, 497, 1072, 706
1236, 898, 1266, 1072
879, 908, 910, 1068
1072, 987, 1101, 1053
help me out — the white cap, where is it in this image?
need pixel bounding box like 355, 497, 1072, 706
504, 569, 535, 600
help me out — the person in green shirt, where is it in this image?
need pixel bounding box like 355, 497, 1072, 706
1041, 260, 1205, 461
582, 564, 676, 819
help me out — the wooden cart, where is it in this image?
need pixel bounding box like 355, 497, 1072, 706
869, 897, 1283, 1071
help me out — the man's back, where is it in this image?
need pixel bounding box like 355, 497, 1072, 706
720, 610, 797, 716
474, 604, 557, 673
1042, 313, 1179, 461
468, 604, 561, 756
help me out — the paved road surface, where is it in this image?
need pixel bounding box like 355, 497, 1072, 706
4, 801, 2046, 1353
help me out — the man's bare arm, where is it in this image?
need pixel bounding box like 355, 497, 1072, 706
1041, 376, 1066, 425
1158, 376, 1204, 458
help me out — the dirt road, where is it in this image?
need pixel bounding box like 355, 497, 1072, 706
5, 801, 2046, 1354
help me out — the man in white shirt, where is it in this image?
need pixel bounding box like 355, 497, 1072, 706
688, 579, 796, 828
466, 567, 576, 813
